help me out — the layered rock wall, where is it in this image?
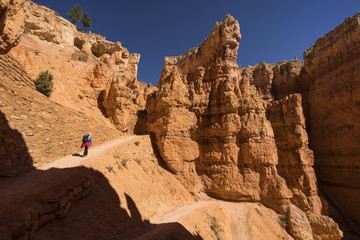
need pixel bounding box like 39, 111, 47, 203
9, 177, 90, 240
267, 94, 321, 214
24, 0, 141, 84
10, 0, 151, 133
146, 15, 342, 239
304, 12, 360, 224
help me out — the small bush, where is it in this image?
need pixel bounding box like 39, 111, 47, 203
210, 216, 222, 240
34, 70, 53, 97
105, 165, 114, 173
255, 208, 263, 216
279, 214, 288, 229
134, 141, 140, 146
135, 158, 141, 164
78, 94, 84, 99
121, 158, 128, 168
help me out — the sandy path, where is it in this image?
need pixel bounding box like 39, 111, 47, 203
224, 202, 252, 240
151, 200, 215, 223
151, 198, 251, 240
38, 135, 138, 170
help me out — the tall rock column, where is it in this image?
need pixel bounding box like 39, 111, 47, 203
267, 94, 321, 214
147, 15, 292, 212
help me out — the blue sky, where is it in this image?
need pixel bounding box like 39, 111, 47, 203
33, 0, 359, 86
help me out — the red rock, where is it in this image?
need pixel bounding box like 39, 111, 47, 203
147, 15, 292, 212
267, 94, 321, 214
304, 12, 360, 225
0, 0, 25, 54
307, 214, 343, 240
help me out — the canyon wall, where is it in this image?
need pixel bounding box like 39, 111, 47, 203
146, 15, 342, 239
0, 0, 149, 174
304, 12, 360, 224
245, 12, 360, 236
9, 0, 154, 134
267, 94, 321, 214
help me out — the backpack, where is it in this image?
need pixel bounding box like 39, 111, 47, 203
82, 135, 89, 143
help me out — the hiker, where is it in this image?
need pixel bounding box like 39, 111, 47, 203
81, 132, 92, 157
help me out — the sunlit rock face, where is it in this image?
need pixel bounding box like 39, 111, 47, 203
304, 12, 360, 225
0, 0, 26, 54
146, 15, 343, 239
147, 15, 292, 212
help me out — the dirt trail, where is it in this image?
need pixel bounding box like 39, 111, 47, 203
151, 198, 252, 240
38, 135, 138, 170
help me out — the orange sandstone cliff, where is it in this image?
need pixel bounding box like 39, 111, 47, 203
146, 14, 342, 239
246, 12, 360, 237
0, 0, 358, 238
9, 0, 154, 134
304, 12, 360, 230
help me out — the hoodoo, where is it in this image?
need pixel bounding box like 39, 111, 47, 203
146, 15, 342, 239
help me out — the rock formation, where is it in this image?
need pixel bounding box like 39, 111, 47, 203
267, 93, 323, 216
0, 0, 353, 238
304, 12, 360, 225
147, 14, 293, 208
146, 15, 343, 239
9, 0, 154, 133
0, 0, 25, 53
244, 12, 360, 237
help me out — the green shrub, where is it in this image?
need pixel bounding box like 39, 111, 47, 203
105, 165, 114, 173
210, 216, 222, 240
35, 70, 53, 97
121, 158, 128, 168
134, 141, 140, 146
78, 94, 84, 99
279, 214, 288, 229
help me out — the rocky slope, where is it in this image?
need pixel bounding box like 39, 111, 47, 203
0, 53, 122, 175
0, 136, 298, 240
9, 0, 155, 134
0, 0, 156, 174
146, 14, 342, 239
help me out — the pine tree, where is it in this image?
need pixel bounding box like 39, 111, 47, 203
67, 4, 82, 25
34, 71, 54, 97
81, 13, 91, 30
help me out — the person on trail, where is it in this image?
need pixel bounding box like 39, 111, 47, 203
81, 132, 92, 157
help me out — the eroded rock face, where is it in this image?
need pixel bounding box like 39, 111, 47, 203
287, 204, 314, 240
0, 0, 25, 54
24, 1, 141, 85
304, 12, 360, 224
12, 1, 148, 133
146, 14, 342, 239
267, 94, 321, 214
245, 59, 307, 102
147, 15, 292, 212
24, 0, 76, 45
308, 214, 343, 240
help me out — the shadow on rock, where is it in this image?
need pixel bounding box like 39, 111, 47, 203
134, 109, 148, 135
71, 153, 83, 158
0, 166, 202, 239
0, 110, 33, 176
